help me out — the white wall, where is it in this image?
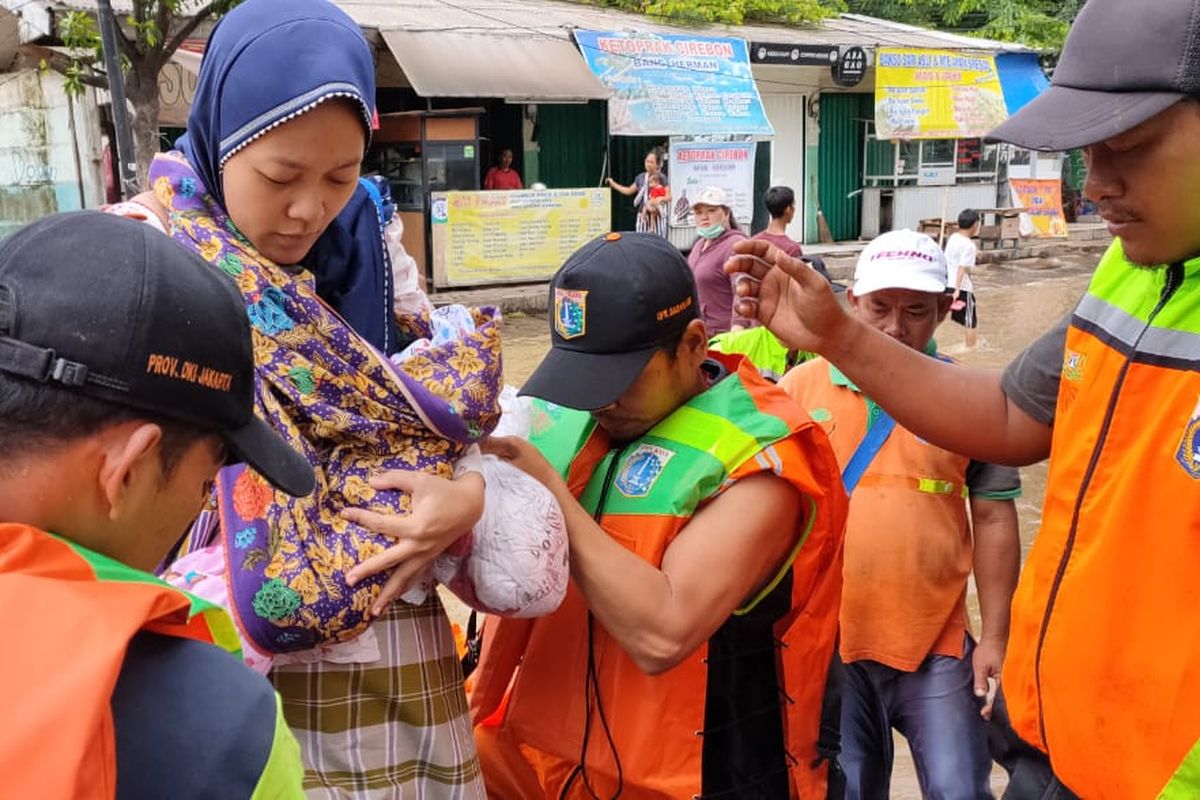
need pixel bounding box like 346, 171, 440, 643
760, 92, 806, 241
861, 184, 1001, 237
0, 69, 105, 236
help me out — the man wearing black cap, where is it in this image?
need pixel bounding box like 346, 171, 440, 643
469, 232, 848, 799
726, 0, 1200, 796
0, 212, 312, 798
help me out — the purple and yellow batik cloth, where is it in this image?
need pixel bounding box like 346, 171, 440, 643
149, 151, 503, 654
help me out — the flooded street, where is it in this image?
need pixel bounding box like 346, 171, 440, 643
463, 250, 1099, 798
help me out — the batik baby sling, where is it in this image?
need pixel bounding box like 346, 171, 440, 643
150, 152, 503, 653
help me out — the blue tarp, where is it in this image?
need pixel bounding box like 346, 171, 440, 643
996, 53, 1051, 116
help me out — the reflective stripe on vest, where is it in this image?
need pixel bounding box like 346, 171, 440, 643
1001, 240, 1200, 798
503, 353, 847, 799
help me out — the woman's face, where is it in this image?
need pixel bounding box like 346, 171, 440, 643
692, 204, 729, 229
644, 153, 660, 175
222, 101, 366, 265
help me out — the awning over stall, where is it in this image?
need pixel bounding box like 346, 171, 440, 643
380, 30, 610, 102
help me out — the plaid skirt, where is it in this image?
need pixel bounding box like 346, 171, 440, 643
271, 593, 486, 799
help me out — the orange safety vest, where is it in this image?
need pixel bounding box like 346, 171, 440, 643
469, 353, 848, 799
0, 523, 242, 799
1002, 243, 1200, 798
781, 356, 974, 671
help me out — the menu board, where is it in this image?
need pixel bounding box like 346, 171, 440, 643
431, 189, 611, 287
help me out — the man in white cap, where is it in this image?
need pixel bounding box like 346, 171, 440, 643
779, 230, 1020, 799
726, 0, 1200, 795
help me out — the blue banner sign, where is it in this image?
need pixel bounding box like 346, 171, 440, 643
574, 30, 774, 137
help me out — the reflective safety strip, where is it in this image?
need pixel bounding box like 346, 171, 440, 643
1075, 293, 1200, 368
652, 406, 761, 473
857, 473, 967, 498
1158, 736, 1200, 799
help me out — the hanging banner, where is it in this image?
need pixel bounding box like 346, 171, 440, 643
1009, 179, 1068, 238
573, 30, 773, 137
667, 139, 756, 227
430, 189, 611, 287
874, 48, 1008, 140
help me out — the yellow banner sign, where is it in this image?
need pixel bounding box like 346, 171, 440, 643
1010, 179, 1068, 238
431, 189, 611, 287
874, 48, 1008, 140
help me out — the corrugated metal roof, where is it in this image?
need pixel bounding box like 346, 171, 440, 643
34, 0, 1033, 53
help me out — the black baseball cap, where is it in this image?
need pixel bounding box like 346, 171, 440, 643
521, 232, 699, 411
0, 211, 314, 496
987, 0, 1200, 151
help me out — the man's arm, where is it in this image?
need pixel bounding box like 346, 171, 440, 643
724, 239, 1057, 466
969, 495, 1021, 719
561, 473, 802, 674
482, 434, 807, 676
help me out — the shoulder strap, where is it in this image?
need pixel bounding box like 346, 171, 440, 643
357, 176, 389, 225
841, 409, 896, 494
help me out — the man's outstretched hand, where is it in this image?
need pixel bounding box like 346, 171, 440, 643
724, 239, 851, 356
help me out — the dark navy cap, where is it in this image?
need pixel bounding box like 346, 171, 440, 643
0, 211, 314, 496
521, 232, 699, 411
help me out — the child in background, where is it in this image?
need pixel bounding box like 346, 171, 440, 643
945, 209, 983, 348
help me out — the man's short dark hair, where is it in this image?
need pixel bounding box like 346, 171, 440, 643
958, 209, 981, 230
765, 186, 796, 219
0, 373, 208, 479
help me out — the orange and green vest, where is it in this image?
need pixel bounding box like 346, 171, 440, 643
469, 353, 848, 799
0, 523, 301, 799
782, 353, 983, 671
1002, 242, 1200, 798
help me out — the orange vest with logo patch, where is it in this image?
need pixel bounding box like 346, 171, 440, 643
469, 353, 847, 798
1002, 243, 1200, 798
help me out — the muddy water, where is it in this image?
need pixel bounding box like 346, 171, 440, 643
464, 252, 1099, 798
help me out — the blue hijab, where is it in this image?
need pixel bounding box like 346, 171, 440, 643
179, 0, 401, 353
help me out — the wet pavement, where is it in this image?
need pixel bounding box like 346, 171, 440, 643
454, 251, 1100, 797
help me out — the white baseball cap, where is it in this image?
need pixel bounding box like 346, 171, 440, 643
692, 186, 730, 208
852, 229, 948, 297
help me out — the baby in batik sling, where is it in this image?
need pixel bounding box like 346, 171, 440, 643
137, 104, 569, 676
153, 170, 568, 671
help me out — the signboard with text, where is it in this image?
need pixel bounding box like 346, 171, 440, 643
574, 30, 773, 136
431, 189, 611, 287
1010, 179, 1068, 238
667, 139, 756, 227
874, 48, 1008, 139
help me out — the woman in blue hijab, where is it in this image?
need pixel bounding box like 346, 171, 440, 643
120, 0, 496, 796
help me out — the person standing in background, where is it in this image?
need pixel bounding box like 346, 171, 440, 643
607, 148, 669, 231
754, 186, 804, 259
688, 187, 749, 335
945, 210, 983, 349
484, 147, 524, 191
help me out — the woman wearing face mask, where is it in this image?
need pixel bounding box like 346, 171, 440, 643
687, 186, 750, 335
107, 0, 498, 796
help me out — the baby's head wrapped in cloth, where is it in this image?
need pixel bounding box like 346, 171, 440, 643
152, 0, 505, 653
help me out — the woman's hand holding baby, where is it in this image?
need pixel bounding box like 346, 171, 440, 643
343, 470, 485, 615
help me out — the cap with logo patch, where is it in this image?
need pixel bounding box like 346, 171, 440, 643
986, 0, 1200, 151
0, 211, 314, 496
521, 232, 699, 411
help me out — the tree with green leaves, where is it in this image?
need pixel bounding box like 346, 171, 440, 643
46, 0, 240, 185
846, 0, 1084, 51
585, 0, 838, 26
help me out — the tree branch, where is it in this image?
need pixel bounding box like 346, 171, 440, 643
163, 2, 218, 59
21, 44, 111, 90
